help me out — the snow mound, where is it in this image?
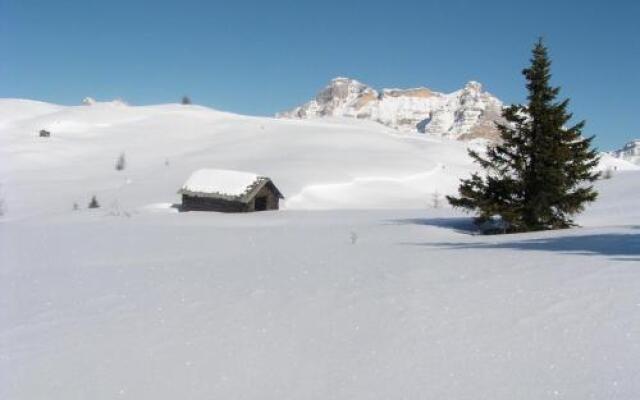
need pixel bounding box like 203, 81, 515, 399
287, 164, 454, 209
180, 169, 260, 197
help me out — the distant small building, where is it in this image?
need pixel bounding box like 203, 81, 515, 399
39, 129, 51, 138
178, 169, 284, 212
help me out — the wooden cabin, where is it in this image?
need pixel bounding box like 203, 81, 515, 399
178, 169, 284, 212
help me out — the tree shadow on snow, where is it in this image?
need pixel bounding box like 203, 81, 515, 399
388, 217, 477, 234
409, 230, 640, 262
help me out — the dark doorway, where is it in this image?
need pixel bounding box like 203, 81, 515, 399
254, 196, 268, 211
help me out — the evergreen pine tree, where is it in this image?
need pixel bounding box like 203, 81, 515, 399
88, 195, 100, 209
447, 39, 600, 232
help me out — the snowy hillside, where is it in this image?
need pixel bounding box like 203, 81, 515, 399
0, 98, 476, 219
277, 77, 505, 141
0, 98, 635, 219
2, 98, 640, 400
596, 153, 640, 173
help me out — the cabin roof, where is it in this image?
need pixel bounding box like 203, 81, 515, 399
178, 169, 284, 202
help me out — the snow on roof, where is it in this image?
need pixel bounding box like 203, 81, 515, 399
179, 169, 263, 199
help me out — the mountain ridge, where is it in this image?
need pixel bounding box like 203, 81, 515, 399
609, 139, 640, 165
277, 77, 505, 141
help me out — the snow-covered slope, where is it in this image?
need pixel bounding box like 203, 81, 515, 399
0, 99, 64, 129
2, 98, 640, 400
609, 139, 640, 165
1, 98, 630, 219
3, 202, 640, 400
596, 152, 640, 172
277, 77, 505, 141
0, 99, 475, 219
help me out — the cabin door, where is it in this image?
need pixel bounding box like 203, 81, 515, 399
254, 196, 268, 211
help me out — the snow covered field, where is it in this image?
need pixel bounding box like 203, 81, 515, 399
1, 100, 639, 399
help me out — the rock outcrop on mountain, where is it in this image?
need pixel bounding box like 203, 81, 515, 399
609, 139, 640, 165
277, 77, 505, 141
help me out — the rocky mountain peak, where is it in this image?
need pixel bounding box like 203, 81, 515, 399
610, 139, 640, 165
278, 77, 505, 141
316, 77, 375, 104
82, 97, 96, 106
463, 80, 483, 92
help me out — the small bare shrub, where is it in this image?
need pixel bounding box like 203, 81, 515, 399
350, 231, 358, 245
430, 191, 442, 209
115, 152, 126, 171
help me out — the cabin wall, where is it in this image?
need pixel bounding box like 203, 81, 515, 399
181, 195, 248, 212
181, 183, 281, 213
247, 185, 280, 211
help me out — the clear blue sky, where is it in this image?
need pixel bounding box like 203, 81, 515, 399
1, 0, 638, 150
